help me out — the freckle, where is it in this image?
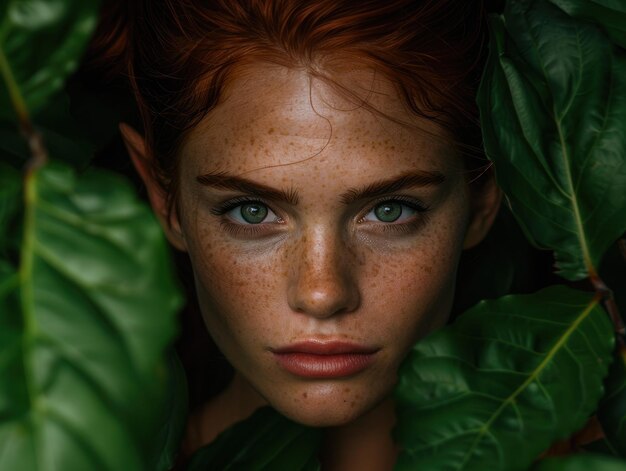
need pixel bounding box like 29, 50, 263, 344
344, 388, 350, 393
302, 392, 308, 398
268, 127, 275, 134
250, 136, 255, 145
350, 401, 355, 408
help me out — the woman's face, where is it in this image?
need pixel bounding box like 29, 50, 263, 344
173, 64, 478, 426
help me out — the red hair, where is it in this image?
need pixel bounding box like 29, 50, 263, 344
88, 0, 488, 202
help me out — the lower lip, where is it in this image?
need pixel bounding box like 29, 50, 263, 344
273, 352, 375, 378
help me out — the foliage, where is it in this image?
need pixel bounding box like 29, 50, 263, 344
0, 0, 183, 470
0, 0, 625, 471
186, 408, 322, 471
0, 163, 182, 469
548, 0, 626, 49
394, 287, 612, 470
532, 454, 626, 471
400, 0, 626, 468
479, 0, 626, 281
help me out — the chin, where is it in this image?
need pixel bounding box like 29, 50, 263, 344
281, 405, 363, 427
267, 382, 387, 427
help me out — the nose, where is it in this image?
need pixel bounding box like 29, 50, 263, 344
287, 227, 360, 319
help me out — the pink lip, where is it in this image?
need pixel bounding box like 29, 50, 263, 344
271, 341, 379, 378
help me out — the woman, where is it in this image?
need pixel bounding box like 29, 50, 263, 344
91, 0, 501, 468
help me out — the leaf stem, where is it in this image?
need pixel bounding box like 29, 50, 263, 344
19, 167, 42, 467
0, 44, 48, 171
0, 44, 29, 125
590, 274, 625, 337
1, 31, 46, 468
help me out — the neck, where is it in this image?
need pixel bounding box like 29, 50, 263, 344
319, 396, 398, 471
185, 373, 399, 469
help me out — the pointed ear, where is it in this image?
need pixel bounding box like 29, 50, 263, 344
462, 168, 502, 250
119, 122, 187, 252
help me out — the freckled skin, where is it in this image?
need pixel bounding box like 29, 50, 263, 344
175, 63, 475, 427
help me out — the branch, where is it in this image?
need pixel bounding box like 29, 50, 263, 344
590, 274, 625, 337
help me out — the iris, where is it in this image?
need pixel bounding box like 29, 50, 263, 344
374, 202, 402, 222
240, 203, 268, 224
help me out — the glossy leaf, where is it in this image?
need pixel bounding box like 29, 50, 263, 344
533, 453, 626, 471
394, 286, 614, 471
477, 0, 626, 280
0, 162, 182, 470
548, 0, 626, 49
0, 0, 101, 122
187, 407, 322, 471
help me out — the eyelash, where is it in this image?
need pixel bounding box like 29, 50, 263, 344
210, 196, 281, 237
357, 196, 430, 235
210, 195, 430, 237
211, 196, 271, 217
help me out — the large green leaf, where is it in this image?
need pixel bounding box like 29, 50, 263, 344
0, 0, 101, 122
0, 162, 182, 470
187, 407, 322, 471
394, 286, 614, 471
533, 453, 626, 471
548, 0, 626, 49
477, 0, 626, 280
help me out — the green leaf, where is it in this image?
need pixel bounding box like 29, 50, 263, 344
477, 0, 626, 280
533, 453, 626, 471
394, 286, 614, 471
597, 344, 626, 457
0, 0, 101, 123
0, 162, 182, 470
548, 0, 626, 49
187, 407, 322, 471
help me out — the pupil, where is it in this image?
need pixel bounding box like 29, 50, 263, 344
241, 203, 267, 223
375, 202, 402, 222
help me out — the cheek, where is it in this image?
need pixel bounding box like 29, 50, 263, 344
359, 221, 465, 342
185, 229, 287, 344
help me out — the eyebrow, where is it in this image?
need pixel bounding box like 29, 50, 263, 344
197, 172, 300, 205
339, 170, 446, 204
196, 169, 445, 206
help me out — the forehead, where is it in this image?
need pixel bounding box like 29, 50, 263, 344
178, 63, 460, 177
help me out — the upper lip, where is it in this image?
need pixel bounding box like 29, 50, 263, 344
271, 340, 379, 355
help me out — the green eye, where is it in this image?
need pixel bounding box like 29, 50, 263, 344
240, 203, 268, 224
373, 202, 403, 222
